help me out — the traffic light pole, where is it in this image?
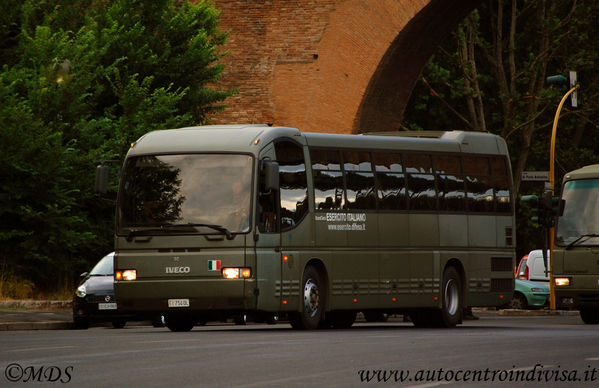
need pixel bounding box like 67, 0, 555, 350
548, 84, 580, 310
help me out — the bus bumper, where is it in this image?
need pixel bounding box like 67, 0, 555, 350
555, 290, 599, 310
115, 278, 257, 313
555, 275, 599, 309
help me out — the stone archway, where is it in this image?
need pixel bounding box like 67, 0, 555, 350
211, 0, 480, 133
355, 0, 481, 133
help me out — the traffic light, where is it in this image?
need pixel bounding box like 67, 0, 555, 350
544, 192, 562, 225
546, 75, 567, 85
521, 192, 561, 228
546, 71, 578, 108
539, 190, 560, 228
521, 194, 540, 225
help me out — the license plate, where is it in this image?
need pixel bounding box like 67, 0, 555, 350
98, 302, 117, 310
168, 298, 190, 308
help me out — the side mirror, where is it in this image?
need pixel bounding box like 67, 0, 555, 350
95, 165, 109, 194
558, 199, 565, 217
262, 160, 279, 192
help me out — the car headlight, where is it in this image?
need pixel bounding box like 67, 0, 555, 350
75, 285, 86, 298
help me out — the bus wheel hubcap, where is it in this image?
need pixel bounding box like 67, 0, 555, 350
303, 279, 320, 317
445, 279, 459, 316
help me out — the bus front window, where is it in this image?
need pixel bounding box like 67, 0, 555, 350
118, 154, 253, 235
556, 179, 599, 246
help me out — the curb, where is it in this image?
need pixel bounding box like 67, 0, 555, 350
0, 321, 73, 331
0, 300, 71, 310
497, 309, 579, 316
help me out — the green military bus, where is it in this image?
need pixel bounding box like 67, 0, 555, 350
554, 164, 599, 323
107, 124, 515, 331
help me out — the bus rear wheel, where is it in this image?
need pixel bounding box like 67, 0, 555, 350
436, 266, 463, 327
290, 265, 324, 330
410, 268, 463, 328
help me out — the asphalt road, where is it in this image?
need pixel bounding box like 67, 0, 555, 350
1, 314, 598, 387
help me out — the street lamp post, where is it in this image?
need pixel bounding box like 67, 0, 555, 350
547, 74, 580, 310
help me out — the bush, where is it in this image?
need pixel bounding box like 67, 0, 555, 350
0, 0, 233, 294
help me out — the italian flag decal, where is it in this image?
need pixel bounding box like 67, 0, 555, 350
208, 260, 221, 271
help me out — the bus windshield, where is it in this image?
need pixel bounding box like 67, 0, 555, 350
118, 153, 253, 235
556, 179, 599, 246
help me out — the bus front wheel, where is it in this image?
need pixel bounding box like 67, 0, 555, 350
290, 265, 324, 330
165, 314, 194, 332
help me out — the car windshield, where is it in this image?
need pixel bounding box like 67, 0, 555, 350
89, 253, 114, 276
118, 154, 253, 235
556, 179, 599, 246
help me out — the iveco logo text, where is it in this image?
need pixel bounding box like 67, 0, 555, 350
165, 266, 191, 274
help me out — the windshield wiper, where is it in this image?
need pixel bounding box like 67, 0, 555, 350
125, 226, 175, 241
182, 223, 234, 240
566, 233, 599, 250
125, 223, 234, 241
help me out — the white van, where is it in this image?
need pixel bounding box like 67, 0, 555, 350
517, 249, 550, 286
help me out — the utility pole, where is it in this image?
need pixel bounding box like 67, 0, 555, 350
546, 71, 580, 309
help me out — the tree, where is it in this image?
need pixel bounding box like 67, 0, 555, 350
0, 0, 233, 295
403, 0, 599, 253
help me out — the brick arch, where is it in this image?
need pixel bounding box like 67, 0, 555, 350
211, 0, 480, 134
355, 0, 481, 133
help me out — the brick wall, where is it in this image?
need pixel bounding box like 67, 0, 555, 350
209, 0, 478, 134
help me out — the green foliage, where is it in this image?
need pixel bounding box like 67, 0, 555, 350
403, 0, 599, 253
0, 0, 233, 294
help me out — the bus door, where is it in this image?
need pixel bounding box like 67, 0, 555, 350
276, 140, 310, 313
253, 144, 282, 312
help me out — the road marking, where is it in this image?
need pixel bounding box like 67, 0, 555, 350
404, 382, 452, 388
512, 365, 555, 371
585, 357, 599, 361
133, 339, 203, 344
8, 345, 75, 353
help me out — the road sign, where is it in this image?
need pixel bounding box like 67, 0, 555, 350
522, 171, 549, 181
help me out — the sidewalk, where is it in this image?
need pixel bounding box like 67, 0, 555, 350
0, 300, 72, 331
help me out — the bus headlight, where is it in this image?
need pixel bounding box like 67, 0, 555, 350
555, 277, 570, 286
222, 267, 251, 279
116, 269, 137, 281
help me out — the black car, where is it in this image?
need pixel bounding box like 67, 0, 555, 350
73, 252, 136, 329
